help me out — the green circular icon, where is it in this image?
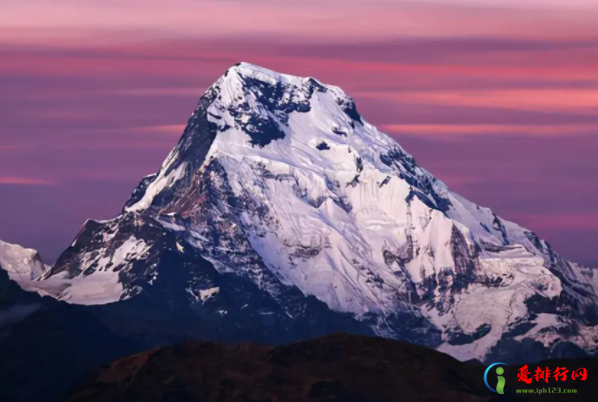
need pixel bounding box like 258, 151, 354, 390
496, 367, 504, 375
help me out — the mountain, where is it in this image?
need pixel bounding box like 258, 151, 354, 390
62, 333, 494, 402
3, 62, 598, 365
0, 239, 47, 283
63, 333, 598, 402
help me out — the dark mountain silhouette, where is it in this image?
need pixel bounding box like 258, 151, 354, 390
63, 333, 598, 402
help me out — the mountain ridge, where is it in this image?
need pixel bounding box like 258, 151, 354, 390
1, 62, 597, 364
63, 332, 598, 402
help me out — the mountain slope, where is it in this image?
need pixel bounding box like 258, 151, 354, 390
63, 333, 495, 402
5, 62, 598, 363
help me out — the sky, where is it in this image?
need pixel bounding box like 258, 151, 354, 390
0, 0, 597, 265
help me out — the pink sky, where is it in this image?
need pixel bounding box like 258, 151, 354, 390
0, 0, 597, 265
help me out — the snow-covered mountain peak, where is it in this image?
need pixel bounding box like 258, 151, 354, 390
5, 63, 598, 363
219, 62, 345, 100
124, 63, 429, 215
0, 239, 47, 281
223, 62, 319, 88
204, 61, 368, 148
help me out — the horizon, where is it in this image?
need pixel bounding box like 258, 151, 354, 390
1, 0, 597, 266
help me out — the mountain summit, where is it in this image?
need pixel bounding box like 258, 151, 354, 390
4, 62, 598, 363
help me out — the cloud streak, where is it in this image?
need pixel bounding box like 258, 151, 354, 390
381, 124, 598, 137
2, 0, 598, 45
513, 213, 598, 231
360, 90, 598, 112
0, 177, 55, 186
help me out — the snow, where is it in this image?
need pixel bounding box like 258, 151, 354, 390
160, 62, 598, 359
5, 236, 151, 305
6, 62, 598, 362
199, 287, 220, 302
1, 267, 124, 306
99, 237, 151, 271
0, 239, 47, 281
185, 286, 220, 303
434, 253, 562, 360
190, 70, 467, 315
194, 63, 598, 359
52, 236, 151, 304
55, 270, 125, 305
125, 161, 187, 213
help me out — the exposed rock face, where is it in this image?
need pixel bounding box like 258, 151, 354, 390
3, 62, 598, 365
